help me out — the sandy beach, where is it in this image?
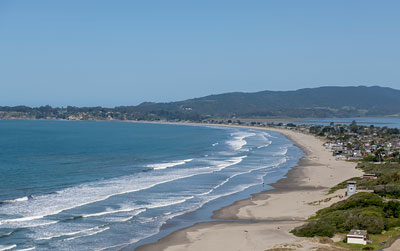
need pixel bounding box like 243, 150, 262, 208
136, 127, 363, 251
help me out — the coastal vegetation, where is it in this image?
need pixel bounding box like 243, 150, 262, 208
291, 192, 400, 237
330, 163, 400, 197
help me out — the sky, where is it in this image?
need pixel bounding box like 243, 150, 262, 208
1, 1, 399, 107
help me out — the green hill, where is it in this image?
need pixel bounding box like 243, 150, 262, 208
132, 85, 400, 119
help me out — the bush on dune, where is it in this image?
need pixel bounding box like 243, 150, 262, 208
291, 220, 336, 237
292, 193, 400, 237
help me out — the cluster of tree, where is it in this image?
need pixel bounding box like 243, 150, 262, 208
0, 105, 205, 121
361, 150, 400, 163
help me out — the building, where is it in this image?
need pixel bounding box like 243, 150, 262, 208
347, 229, 368, 245
346, 181, 357, 196
363, 174, 377, 179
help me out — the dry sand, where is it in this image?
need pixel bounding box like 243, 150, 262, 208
136, 127, 363, 251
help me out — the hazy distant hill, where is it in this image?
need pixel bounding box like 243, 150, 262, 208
134, 86, 400, 118
1, 86, 400, 120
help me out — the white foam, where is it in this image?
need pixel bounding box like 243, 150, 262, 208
2, 196, 29, 203
213, 156, 246, 171
256, 132, 273, 149
12, 220, 58, 229
0, 215, 45, 224
262, 131, 277, 138
62, 227, 110, 242
198, 158, 284, 196
0, 172, 200, 227
139, 217, 156, 224
0, 154, 243, 232
81, 207, 144, 218
147, 159, 193, 170
0, 245, 16, 251
226, 132, 256, 151
0, 217, 58, 229
108, 215, 137, 223
172, 172, 273, 225
0, 231, 13, 237
273, 146, 289, 156
0, 168, 216, 228
147, 196, 194, 209
198, 167, 280, 207
14, 248, 35, 251
36, 225, 108, 241
257, 140, 272, 149
79, 196, 191, 221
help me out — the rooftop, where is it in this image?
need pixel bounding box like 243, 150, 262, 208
348, 229, 367, 236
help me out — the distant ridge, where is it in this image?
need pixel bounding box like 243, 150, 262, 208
1, 86, 400, 120
133, 85, 400, 118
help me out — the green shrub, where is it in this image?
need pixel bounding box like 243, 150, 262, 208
362, 155, 377, 162
292, 193, 400, 237
375, 184, 400, 198
362, 247, 374, 251
317, 193, 383, 215
384, 201, 400, 218
291, 220, 335, 237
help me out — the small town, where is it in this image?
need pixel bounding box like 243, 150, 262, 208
216, 119, 400, 163
286, 121, 400, 162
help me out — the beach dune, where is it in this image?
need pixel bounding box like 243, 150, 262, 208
137, 127, 363, 251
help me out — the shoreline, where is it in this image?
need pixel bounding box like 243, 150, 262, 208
136, 126, 363, 251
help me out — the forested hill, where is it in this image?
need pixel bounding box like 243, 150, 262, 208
1, 86, 400, 121
136, 86, 400, 118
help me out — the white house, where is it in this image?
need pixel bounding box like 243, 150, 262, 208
347, 229, 368, 245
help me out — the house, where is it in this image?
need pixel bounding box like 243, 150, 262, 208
363, 174, 377, 179
347, 229, 369, 245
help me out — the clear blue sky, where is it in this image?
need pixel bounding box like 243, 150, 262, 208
1, 1, 399, 107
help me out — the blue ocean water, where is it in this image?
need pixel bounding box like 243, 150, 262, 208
0, 120, 303, 251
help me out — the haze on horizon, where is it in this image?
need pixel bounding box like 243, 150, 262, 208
1, 0, 399, 107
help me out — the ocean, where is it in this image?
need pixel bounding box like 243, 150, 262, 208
0, 120, 303, 251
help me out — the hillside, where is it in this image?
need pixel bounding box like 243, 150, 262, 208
1, 86, 400, 120
133, 86, 400, 119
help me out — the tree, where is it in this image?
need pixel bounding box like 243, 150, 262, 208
350, 120, 358, 133
375, 148, 385, 162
